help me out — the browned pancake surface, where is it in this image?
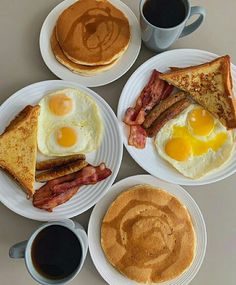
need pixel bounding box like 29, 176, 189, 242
51, 27, 118, 75
56, 0, 130, 66
101, 184, 196, 283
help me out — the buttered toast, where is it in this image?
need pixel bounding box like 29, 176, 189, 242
0, 105, 40, 197
159, 55, 236, 129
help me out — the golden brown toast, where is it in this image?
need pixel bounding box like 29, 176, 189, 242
159, 55, 236, 129
0, 105, 40, 197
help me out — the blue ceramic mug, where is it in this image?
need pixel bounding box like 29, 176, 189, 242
140, 0, 206, 52
9, 220, 88, 285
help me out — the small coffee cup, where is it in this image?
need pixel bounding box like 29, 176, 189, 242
9, 220, 88, 285
140, 0, 206, 52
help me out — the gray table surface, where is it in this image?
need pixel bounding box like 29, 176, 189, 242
0, 0, 235, 284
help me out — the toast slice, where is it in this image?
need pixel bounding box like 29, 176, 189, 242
0, 105, 40, 197
159, 55, 236, 129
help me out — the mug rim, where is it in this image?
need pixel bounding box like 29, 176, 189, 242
139, 0, 191, 31
24, 221, 86, 285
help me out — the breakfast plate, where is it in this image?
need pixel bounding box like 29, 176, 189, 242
39, 0, 141, 87
0, 80, 123, 221
88, 174, 207, 285
117, 49, 236, 185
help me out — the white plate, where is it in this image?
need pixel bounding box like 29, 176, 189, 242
88, 174, 207, 285
39, 0, 141, 87
0, 80, 123, 221
117, 49, 236, 185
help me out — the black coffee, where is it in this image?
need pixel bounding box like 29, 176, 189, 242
143, 0, 186, 28
31, 225, 82, 280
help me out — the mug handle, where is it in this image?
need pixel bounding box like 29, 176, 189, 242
180, 6, 206, 38
9, 240, 27, 259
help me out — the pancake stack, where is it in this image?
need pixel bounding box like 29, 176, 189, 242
51, 0, 131, 76
101, 184, 196, 283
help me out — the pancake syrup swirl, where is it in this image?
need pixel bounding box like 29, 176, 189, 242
101, 185, 195, 283
62, 7, 129, 62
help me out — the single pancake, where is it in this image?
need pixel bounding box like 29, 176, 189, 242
56, 0, 130, 66
101, 184, 196, 283
51, 27, 119, 75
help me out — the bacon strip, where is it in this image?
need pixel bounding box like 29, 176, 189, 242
123, 70, 174, 149
135, 70, 174, 113
161, 84, 174, 101
128, 125, 147, 149
124, 70, 173, 126
33, 187, 79, 212
33, 163, 112, 212
53, 163, 112, 193
124, 107, 145, 125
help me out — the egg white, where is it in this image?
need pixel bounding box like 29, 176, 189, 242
155, 104, 234, 179
37, 88, 103, 156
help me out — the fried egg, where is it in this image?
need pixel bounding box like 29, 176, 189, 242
155, 104, 234, 178
37, 88, 103, 156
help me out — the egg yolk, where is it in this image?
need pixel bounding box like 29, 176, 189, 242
56, 127, 77, 147
165, 137, 192, 161
48, 94, 73, 116
165, 125, 228, 161
188, 107, 214, 136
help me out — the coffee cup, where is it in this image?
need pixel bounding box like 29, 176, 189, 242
9, 219, 88, 285
140, 0, 206, 52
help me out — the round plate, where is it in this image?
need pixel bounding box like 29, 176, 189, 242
117, 49, 236, 185
88, 174, 207, 285
0, 80, 123, 221
39, 0, 141, 87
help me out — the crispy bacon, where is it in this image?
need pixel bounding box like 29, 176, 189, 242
135, 70, 173, 113
123, 70, 173, 149
33, 163, 112, 212
33, 186, 79, 212
128, 125, 147, 149
53, 163, 111, 193
124, 70, 171, 126
161, 84, 174, 100
123, 107, 145, 125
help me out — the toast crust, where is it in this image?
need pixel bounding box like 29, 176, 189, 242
160, 55, 236, 129
0, 105, 40, 197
